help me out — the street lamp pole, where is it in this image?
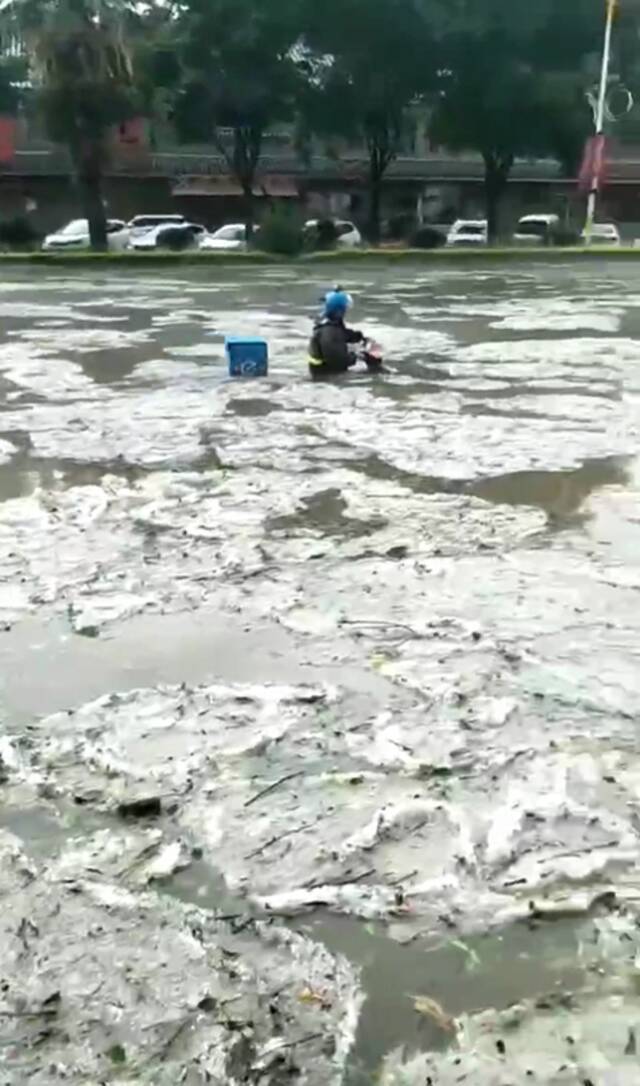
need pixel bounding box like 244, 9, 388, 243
584, 0, 617, 243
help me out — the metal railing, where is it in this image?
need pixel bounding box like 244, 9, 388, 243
0, 147, 573, 182
6, 145, 640, 183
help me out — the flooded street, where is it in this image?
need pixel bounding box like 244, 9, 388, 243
2, 260, 640, 1082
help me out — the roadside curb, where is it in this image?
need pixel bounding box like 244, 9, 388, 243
0, 246, 636, 267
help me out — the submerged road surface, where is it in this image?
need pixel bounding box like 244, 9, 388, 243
1, 261, 640, 1083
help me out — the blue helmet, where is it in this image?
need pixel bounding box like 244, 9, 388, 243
323, 288, 352, 319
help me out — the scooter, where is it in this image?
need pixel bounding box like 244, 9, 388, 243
309, 339, 387, 381
354, 339, 386, 373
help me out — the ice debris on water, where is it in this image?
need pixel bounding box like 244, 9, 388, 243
0, 829, 362, 1084
20, 681, 338, 803
0, 437, 15, 464
48, 828, 193, 887
4, 269, 640, 1079
0, 465, 545, 632
380, 991, 640, 1084
377, 905, 640, 1084
7, 677, 640, 941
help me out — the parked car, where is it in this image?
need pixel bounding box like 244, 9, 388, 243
303, 219, 362, 249
513, 213, 560, 246
199, 224, 251, 252
127, 214, 187, 244
129, 221, 206, 251
446, 219, 488, 246
581, 222, 621, 246
42, 218, 129, 252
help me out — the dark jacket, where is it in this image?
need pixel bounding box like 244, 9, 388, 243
309, 317, 363, 374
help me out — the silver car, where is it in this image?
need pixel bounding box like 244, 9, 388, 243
42, 219, 130, 251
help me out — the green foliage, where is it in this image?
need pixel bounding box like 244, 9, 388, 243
310, 219, 339, 251
4, 248, 640, 268
4, 0, 140, 249
173, 0, 304, 225
430, 0, 595, 167
0, 214, 39, 248
299, 0, 439, 241
254, 205, 303, 256
11, 0, 138, 142
105, 1043, 126, 1065
553, 227, 581, 247
131, 6, 181, 135
409, 225, 446, 249
429, 0, 616, 240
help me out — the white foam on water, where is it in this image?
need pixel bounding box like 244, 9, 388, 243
0, 438, 15, 464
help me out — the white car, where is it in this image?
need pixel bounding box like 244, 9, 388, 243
127, 214, 187, 244
42, 218, 130, 252
446, 219, 488, 246
199, 224, 251, 252
129, 221, 206, 251
513, 213, 560, 245
304, 219, 362, 249
582, 222, 621, 246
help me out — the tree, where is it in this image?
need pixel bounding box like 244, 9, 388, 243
4, 0, 137, 250
130, 5, 182, 151
536, 72, 593, 178
300, 0, 437, 243
174, 0, 304, 235
430, 0, 603, 242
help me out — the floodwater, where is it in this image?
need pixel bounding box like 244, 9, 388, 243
2, 261, 640, 1082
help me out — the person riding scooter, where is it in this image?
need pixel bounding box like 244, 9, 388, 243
308, 289, 383, 380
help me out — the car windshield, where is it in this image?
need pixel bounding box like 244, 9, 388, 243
60, 220, 88, 236
517, 220, 549, 237
459, 225, 485, 236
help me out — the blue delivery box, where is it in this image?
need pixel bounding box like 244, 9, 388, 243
225, 336, 269, 377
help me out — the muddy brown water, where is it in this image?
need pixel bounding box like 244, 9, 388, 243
1, 261, 640, 1079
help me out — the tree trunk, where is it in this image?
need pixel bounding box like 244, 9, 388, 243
76, 141, 107, 251
485, 171, 501, 245
231, 127, 261, 244
366, 137, 396, 245
483, 152, 513, 245
367, 168, 382, 246
241, 181, 255, 242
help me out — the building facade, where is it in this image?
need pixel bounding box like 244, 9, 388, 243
0, 136, 639, 238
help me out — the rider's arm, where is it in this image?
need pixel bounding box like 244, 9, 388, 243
344, 326, 364, 344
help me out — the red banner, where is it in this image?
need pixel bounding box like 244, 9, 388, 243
0, 116, 16, 164
117, 117, 146, 146
578, 134, 607, 193
111, 117, 150, 169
